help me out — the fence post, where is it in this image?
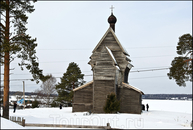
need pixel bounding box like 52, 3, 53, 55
19, 117, 21, 124
22, 118, 25, 127
106, 123, 111, 129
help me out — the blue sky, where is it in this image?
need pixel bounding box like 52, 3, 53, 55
1, 1, 192, 94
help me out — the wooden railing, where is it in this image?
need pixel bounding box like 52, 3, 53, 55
9, 116, 25, 127
9, 116, 121, 129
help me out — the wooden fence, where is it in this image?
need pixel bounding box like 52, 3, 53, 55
9, 116, 25, 127
9, 116, 120, 129
25, 123, 110, 129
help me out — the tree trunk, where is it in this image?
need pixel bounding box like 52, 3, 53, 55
3, 0, 10, 119
47, 95, 50, 106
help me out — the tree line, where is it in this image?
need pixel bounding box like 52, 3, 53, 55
142, 94, 192, 100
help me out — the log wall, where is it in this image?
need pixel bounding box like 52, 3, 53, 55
92, 46, 117, 113
72, 83, 93, 112
117, 87, 142, 114
93, 80, 115, 113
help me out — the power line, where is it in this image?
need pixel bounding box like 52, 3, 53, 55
2, 67, 169, 76
2, 67, 170, 76
8, 71, 92, 75
130, 67, 169, 73
9, 54, 175, 64
130, 75, 167, 80
133, 66, 170, 69
131, 55, 174, 58
126, 46, 175, 49
6, 75, 169, 85
1, 67, 170, 82
36, 46, 175, 51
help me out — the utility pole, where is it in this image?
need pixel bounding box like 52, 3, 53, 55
23, 81, 25, 109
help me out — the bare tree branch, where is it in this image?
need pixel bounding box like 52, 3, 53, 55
40, 75, 57, 105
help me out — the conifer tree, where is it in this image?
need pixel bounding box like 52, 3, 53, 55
103, 92, 120, 113
167, 34, 192, 86
0, 0, 45, 119
56, 62, 85, 105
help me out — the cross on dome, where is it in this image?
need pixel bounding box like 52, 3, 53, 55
108, 5, 117, 32
110, 5, 114, 13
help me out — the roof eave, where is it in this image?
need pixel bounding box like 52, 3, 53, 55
122, 82, 144, 95
73, 81, 93, 91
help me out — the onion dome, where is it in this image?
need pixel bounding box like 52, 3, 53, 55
107, 13, 117, 32
108, 13, 117, 24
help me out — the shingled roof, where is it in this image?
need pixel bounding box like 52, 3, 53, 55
122, 82, 144, 95
92, 27, 129, 56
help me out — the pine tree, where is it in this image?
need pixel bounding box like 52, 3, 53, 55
167, 34, 192, 86
103, 92, 120, 113
0, 0, 45, 119
56, 62, 85, 105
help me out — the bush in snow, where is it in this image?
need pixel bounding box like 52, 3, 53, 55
103, 92, 120, 113
32, 99, 39, 108
51, 101, 59, 107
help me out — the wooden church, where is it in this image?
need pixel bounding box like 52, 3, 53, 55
72, 10, 144, 114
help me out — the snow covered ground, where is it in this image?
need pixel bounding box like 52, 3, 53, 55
1, 99, 192, 129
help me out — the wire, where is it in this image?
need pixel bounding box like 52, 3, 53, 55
3, 75, 169, 84
1, 67, 170, 82
131, 55, 174, 58
2, 67, 169, 76
130, 67, 169, 73
133, 66, 170, 69
126, 46, 175, 49
9, 54, 175, 64
130, 75, 167, 80
36, 46, 175, 51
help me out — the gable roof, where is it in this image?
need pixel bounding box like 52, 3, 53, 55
73, 81, 93, 92
92, 27, 129, 56
122, 82, 144, 95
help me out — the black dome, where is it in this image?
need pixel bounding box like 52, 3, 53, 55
108, 13, 117, 24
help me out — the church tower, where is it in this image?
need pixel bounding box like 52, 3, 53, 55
72, 7, 144, 114
88, 7, 133, 113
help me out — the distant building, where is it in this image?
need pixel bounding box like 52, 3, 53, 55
72, 10, 144, 114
